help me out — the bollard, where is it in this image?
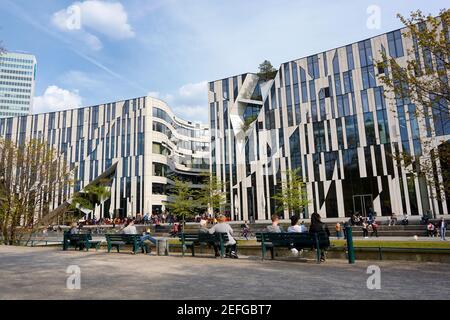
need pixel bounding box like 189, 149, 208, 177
345, 226, 355, 264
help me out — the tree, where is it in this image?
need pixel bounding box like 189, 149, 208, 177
272, 169, 309, 218
241, 115, 258, 133
69, 180, 111, 218
163, 178, 198, 227
0, 139, 73, 245
257, 60, 277, 81
378, 9, 450, 204
197, 172, 227, 217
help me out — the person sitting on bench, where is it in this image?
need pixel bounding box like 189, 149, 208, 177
287, 215, 303, 233
140, 229, 157, 255
266, 214, 283, 233
209, 215, 238, 259
121, 220, 138, 234
199, 219, 220, 257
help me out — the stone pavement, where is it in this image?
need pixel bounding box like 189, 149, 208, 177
0, 246, 449, 300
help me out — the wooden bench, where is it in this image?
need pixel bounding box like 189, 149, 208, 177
105, 233, 142, 254
177, 232, 229, 258
63, 233, 101, 251
256, 232, 330, 262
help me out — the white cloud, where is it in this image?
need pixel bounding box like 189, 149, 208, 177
148, 81, 208, 123
147, 91, 160, 99
52, 0, 134, 50
178, 81, 207, 100
33, 85, 83, 114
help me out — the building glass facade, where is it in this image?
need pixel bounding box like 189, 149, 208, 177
209, 27, 450, 221
0, 52, 37, 118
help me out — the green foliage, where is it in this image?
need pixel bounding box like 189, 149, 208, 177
257, 60, 277, 81
272, 169, 309, 217
163, 178, 198, 223
378, 9, 450, 199
0, 138, 73, 245
241, 115, 258, 133
197, 172, 227, 216
70, 179, 111, 212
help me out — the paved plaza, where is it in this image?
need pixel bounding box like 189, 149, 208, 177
0, 246, 449, 300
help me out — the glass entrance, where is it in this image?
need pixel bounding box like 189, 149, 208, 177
353, 194, 373, 218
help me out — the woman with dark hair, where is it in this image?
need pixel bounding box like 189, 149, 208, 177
309, 212, 330, 262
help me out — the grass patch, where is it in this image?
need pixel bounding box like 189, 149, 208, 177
331, 239, 450, 249
167, 238, 450, 249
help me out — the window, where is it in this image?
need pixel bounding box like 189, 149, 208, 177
377, 109, 390, 144
408, 104, 420, 140
343, 71, 354, 93
285, 85, 292, 107
361, 66, 376, 89
387, 30, 404, 58
345, 115, 359, 148
293, 84, 300, 105
332, 51, 340, 74
222, 79, 229, 100
313, 122, 326, 152
291, 62, 298, 84
361, 90, 370, 112
346, 45, 354, 70
358, 40, 373, 67
284, 63, 291, 86
364, 112, 376, 146
334, 74, 342, 95
309, 80, 316, 101
307, 55, 320, 79
289, 128, 301, 170
374, 87, 385, 110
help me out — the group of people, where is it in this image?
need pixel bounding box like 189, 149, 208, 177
265, 213, 330, 262
139, 212, 178, 225
427, 218, 447, 240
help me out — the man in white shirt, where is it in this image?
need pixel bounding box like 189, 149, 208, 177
121, 220, 138, 235
209, 215, 238, 258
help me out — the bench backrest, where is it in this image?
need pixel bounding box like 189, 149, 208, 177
66, 233, 92, 241
199, 232, 229, 243
179, 233, 199, 242
179, 232, 229, 243
106, 233, 141, 243
257, 231, 329, 246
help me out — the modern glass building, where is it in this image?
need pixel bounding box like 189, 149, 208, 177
0, 96, 209, 219
209, 26, 450, 221
0, 51, 37, 118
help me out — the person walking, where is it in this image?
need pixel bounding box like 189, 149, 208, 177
309, 212, 330, 262
439, 218, 447, 241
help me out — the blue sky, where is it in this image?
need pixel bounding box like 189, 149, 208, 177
0, 0, 447, 123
